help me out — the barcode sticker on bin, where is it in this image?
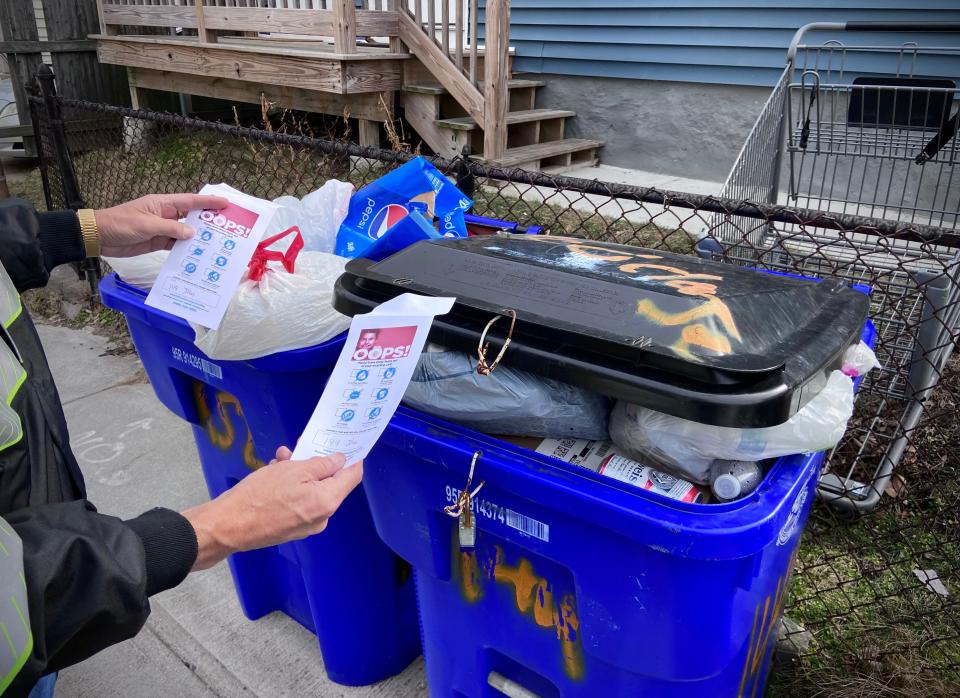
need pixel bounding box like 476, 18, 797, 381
171, 347, 223, 381
200, 358, 223, 379
443, 486, 551, 543
505, 509, 550, 542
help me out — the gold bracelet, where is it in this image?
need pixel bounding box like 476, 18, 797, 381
77, 209, 99, 258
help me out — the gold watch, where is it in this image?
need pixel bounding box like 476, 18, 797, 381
77, 208, 99, 258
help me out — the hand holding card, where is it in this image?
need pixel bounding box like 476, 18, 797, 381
292, 293, 456, 464
145, 183, 279, 330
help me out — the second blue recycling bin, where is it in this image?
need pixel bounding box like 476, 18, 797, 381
365, 412, 825, 697
99, 274, 420, 687
339, 236, 875, 697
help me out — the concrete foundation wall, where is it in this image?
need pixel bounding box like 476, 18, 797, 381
535, 74, 771, 183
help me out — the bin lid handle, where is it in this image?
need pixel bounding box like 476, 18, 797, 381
477, 310, 517, 376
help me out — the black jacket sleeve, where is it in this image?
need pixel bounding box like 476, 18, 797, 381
3, 502, 198, 696
0, 199, 85, 293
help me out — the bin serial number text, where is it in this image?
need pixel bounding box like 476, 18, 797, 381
444, 486, 550, 542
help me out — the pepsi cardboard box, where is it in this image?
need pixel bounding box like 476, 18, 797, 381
336, 157, 473, 258
359, 208, 442, 262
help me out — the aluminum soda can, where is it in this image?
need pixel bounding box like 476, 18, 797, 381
598, 454, 706, 504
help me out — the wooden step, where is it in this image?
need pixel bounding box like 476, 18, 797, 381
484, 139, 605, 168
435, 108, 576, 132
402, 78, 545, 95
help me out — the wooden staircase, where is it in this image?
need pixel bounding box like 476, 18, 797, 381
402, 75, 603, 170
91, 0, 604, 171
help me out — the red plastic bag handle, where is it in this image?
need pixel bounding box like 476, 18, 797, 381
247, 226, 305, 282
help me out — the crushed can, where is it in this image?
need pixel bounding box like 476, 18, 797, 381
599, 454, 707, 504
533, 438, 706, 504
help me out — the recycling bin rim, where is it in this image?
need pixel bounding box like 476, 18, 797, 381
382, 405, 821, 561
100, 273, 346, 371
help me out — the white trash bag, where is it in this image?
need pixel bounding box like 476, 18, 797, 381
272, 179, 353, 253
191, 226, 351, 361
610, 370, 857, 484
843, 340, 882, 377
103, 251, 168, 290
104, 179, 353, 289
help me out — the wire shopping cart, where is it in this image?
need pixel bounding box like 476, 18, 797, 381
701, 22, 960, 512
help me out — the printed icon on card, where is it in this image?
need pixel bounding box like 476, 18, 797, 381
375, 388, 389, 401
191, 246, 204, 257
199, 230, 213, 242
343, 389, 363, 401
223, 239, 236, 251
183, 262, 197, 275
215, 256, 228, 268
367, 407, 382, 420
383, 367, 397, 380
206, 270, 221, 283
352, 369, 370, 383
338, 409, 356, 423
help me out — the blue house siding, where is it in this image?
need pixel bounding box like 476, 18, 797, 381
479, 1, 960, 87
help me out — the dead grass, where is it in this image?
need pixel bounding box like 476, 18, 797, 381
768, 359, 960, 696
23, 273, 134, 354
6, 164, 47, 210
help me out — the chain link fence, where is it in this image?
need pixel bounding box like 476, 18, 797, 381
30, 91, 959, 696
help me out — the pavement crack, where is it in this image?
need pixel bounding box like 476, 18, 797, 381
145, 602, 255, 697
61, 373, 147, 406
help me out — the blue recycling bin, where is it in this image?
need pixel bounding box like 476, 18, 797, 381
99, 273, 420, 686
362, 319, 875, 697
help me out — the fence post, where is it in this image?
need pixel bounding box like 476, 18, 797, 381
36, 65, 101, 292
454, 146, 476, 198
36, 65, 84, 210
483, 0, 510, 162
28, 82, 55, 212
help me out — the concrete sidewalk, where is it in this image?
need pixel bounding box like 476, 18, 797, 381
39, 322, 426, 698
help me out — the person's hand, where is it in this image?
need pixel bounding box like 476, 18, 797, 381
183, 446, 363, 571
94, 193, 231, 257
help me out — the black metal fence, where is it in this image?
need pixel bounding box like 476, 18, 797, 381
30, 85, 959, 696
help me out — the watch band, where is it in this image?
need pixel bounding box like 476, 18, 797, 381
77, 208, 100, 258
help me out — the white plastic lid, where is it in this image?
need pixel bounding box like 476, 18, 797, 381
713, 473, 742, 501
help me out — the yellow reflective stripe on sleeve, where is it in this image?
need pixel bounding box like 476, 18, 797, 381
0, 345, 24, 452
0, 521, 33, 695
0, 265, 21, 330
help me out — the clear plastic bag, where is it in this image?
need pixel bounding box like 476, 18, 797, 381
403, 351, 611, 440
191, 231, 351, 360
609, 370, 856, 484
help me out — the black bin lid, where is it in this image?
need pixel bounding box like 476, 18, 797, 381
334, 236, 869, 428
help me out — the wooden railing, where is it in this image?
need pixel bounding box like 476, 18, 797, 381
97, 0, 397, 51
95, 0, 511, 159
398, 0, 509, 159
